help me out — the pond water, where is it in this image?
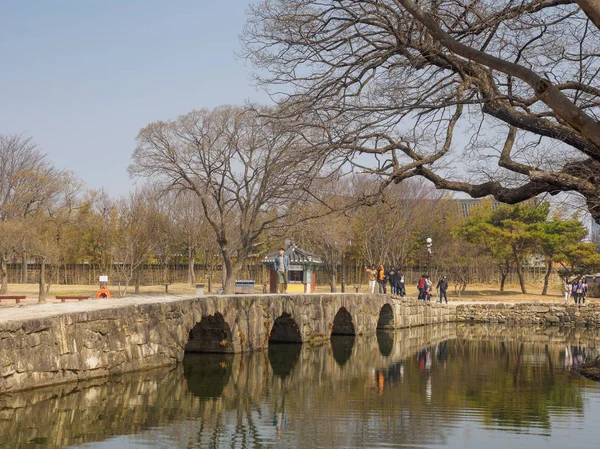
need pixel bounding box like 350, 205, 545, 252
1, 323, 599, 449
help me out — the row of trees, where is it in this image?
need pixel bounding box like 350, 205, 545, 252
460, 201, 600, 294
3, 127, 598, 300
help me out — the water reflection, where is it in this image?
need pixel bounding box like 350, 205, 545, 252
268, 343, 302, 378
0, 324, 598, 449
183, 353, 233, 398
330, 335, 355, 366
376, 330, 393, 356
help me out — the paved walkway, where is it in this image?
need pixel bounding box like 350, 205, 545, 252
0, 292, 366, 323
0, 295, 195, 323
0, 294, 593, 324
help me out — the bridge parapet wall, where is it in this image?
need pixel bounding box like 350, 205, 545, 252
0, 294, 451, 394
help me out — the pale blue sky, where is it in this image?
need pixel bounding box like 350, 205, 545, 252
0, 0, 268, 195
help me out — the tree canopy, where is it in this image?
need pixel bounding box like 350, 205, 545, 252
243, 0, 600, 223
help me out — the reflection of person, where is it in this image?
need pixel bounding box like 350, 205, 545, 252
276, 412, 283, 439
365, 265, 377, 294
274, 248, 289, 294
274, 388, 287, 439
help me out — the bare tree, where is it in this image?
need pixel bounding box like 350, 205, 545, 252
243, 0, 600, 223
111, 191, 155, 297
0, 134, 61, 293
130, 105, 330, 293
170, 190, 214, 285
352, 178, 449, 268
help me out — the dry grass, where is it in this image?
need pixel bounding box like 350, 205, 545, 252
0, 280, 592, 307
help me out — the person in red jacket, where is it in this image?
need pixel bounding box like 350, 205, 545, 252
417, 274, 426, 300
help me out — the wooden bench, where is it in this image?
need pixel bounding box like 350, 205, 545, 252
55, 295, 91, 303
0, 295, 26, 304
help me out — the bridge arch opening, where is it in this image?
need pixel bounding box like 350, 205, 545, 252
377, 304, 394, 330
185, 312, 233, 353
331, 307, 355, 336
269, 313, 302, 344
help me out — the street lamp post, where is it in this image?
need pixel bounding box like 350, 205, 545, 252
426, 237, 433, 276
341, 238, 352, 293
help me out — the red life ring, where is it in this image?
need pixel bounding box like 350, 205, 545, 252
95, 288, 111, 299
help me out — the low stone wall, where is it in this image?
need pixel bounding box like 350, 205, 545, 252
455, 302, 600, 326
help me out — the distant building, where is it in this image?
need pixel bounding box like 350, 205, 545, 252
455, 198, 500, 219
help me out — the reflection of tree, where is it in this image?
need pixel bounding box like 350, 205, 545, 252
435, 340, 586, 431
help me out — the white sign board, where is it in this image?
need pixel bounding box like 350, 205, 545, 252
99, 275, 109, 282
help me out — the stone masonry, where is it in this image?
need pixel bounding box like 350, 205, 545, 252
0, 294, 453, 394
4, 294, 598, 395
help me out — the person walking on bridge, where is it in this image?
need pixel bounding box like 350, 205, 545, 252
436, 275, 448, 304
274, 248, 290, 294
365, 265, 377, 294
377, 265, 387, 294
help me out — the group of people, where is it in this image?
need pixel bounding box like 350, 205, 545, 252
365, 266, 449, 303
365, 265, 406, 296
417, 274, 449, 303
564, 278, 589, 304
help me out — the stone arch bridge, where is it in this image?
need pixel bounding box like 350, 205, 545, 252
0, 293, 453, 394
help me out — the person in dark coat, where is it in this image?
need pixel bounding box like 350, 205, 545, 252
436, 275, 449, 304
388, 267, 398, 294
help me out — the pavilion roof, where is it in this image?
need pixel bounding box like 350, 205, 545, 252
263, 245, 324, 266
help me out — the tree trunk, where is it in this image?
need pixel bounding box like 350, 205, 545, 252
515, 255, 527, 294
0, 253, 8, 294
188, 247, 196, 285
221, 245, 236, 294
134, 270, 140, 294
542, 259, 553, 295
162, 259, 168, 282
500, 271, 507, 292
328, 269, 337, 293
38, 257, 47, 303
21, 250, 28, 284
